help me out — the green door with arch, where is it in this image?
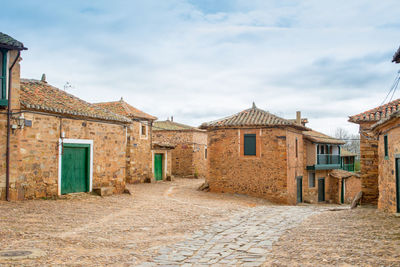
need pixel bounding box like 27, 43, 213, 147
154, 153, 163, 181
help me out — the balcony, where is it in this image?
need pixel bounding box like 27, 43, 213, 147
307, 154, 341, 170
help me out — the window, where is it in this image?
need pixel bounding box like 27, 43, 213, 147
308, 172, 315, 188
295, 138, 298, 158
205, 146, 207, 159
244, 134, 256, 156
0, 49, 7, 105
384, 135, 388, 159
141, 124, 147, 136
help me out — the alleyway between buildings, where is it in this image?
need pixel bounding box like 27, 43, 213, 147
1, 178, 399, 266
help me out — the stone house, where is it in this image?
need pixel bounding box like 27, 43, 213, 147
371, 111, 400, 212
349, 98, 400, 205
94, 99, 158, 183
200, 104, 308, 205
153, 119, 207, 178
0, 32, 131, 200
302, 129, 351, 204
340, 149, 357, 172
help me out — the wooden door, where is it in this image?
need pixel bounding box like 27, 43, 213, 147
341, 179, 345, 204
61, 144, 90, 194
318, 178, 325, 202
154, 153, 163, 181
396, 158, 400, 213
296, 176, 303, 203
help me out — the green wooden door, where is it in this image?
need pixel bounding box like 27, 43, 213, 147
154, 153, 163, 181
318, 178, 325, 202
296, 176, 303, 203
396, 158, 400, 213
341, 179, 345, 204
61, 144, 90, 194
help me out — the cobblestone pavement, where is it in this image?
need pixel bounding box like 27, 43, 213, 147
138, 205, 328, 266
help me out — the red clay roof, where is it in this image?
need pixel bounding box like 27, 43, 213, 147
153, 120, 204, 132
348, 98, 400, 123
20, 79, 130, 123
94, 99, 157, 121
303, 130, 345, 145
200, 103, 308, 130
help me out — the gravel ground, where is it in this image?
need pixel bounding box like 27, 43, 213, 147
0, 178, 272, 266
264, 206, 400, 266
1, 178, 399, 266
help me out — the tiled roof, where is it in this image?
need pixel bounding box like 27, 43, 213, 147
329, 169, 360, 179
20, 79, 130, 123
94, 99, 157, 121
341, 149, 357, 157
393, 46, 400, 63
0, 32, 27, 50
200, 103, 307, 130
153, 120, 204, 132
348, 98, 400, 123
371, 109, 400, 130
303, 130, 345, 145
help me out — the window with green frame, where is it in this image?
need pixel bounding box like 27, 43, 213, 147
384, 134, 389, 159
0, 49, 7, 106
244, 134, 256, 156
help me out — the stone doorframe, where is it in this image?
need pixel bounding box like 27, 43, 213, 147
58, 138, 94, 195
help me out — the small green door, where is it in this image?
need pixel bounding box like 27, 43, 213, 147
341, 179, 345, 204
154, 153, 163, 181
61, 144, 90, 194
396, 158, 400, 213
318, 178, 325, 202
296, 176, 303, 203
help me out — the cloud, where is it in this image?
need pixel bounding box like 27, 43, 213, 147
1, 0, 400, 134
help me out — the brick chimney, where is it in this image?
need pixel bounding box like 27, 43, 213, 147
296, 111, 301, 125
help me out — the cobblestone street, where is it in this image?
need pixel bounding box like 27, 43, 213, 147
1, 178, 399, 266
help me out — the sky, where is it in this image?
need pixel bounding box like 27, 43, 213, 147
2, 0, 400, 135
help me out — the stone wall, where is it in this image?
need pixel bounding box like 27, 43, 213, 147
377, 118, 400, 213
152, 130, 207, 178
359, 122, 379, 205
343, 176, 362, 204
126, 121, 153, 183
302, 169, 332, 204
0, 112, 127, 200
206, 127, 302, 204
151, 149, 172, 179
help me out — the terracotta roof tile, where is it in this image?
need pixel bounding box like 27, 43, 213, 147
329, 169, 360, 179
200, 103, 307, 130
0, 32, 27, 50
348, 98, 400, 123
340, 149, 358, 157
95, 99, 157, 121
303, 130, 345, 145
153, 120, 204, 131
20, 79, 130, 123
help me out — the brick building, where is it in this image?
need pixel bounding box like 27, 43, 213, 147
0, 32, 131, 200
94, 99, 157, 183
200, 104, 308, 204
370, 111, 400, 212
153, 119, 207, 178
349, 98, 400, 205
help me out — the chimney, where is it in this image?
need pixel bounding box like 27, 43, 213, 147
41, 73, 47, 83
296, 111, 301, 125
171, 116, 174, 122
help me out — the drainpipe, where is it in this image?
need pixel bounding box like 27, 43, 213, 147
6, 51, 21, 201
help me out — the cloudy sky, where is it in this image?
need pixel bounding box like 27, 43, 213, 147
2, 0, 400, 135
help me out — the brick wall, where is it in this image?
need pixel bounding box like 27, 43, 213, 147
206, 127, 303, 204
126, 121, 152, 183
0, 112, 127, 200
152, 130, 207, 177
359, 122, 379, 205
376, 118, 400, 213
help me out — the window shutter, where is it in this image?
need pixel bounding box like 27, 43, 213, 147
244, 134, 256, 156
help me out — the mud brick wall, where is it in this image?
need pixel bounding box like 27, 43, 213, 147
206, 127, 303, 204
152, 130, 207, 177
126, 121, 152, 183
377, 118, 400, 212
0, 112, 127, 200
359, 122, 379, 205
